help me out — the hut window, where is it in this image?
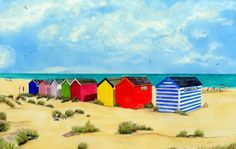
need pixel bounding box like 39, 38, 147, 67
141, 86, 147, 91
184, 87, 197, 91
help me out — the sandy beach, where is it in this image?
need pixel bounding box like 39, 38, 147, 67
1, 79, 236, 149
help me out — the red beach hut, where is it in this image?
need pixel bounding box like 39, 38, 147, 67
70, 78, 97, 101
115, 77, 152, 109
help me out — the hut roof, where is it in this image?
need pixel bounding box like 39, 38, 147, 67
63, 79, 74, 84
45, 80, 53, 85
54, 79, 64, 85
169, 77, 202, 87
98, 77, 122, 87
127, 77, 151, 86
32, 80, 42, 84
75, 78, 97, 85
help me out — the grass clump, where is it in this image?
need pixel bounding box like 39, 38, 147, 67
20, 93, 34, 97
15, 129, 39, 146
144, 103, 154, 108
52, 110, 62, 119
0, 97, 15, 108
15, 100, 21, 105
78, 142, 88, 149
46, 104, 54, 108
175, 110, 188, 116
71, 120, 99, 134
0, 121, 10, 132
71, 98, 78, 102
37, 100, 45, 106
194, 129, 204, 137
8, 95, 14, 99
117, 121, 153, 134
0, 137, 18, 149
93, 100, 104, 105
153, 106, 159, 112
27, 99, 36, 104
176, 130, 188, 137
61, 98, 70, 103
46, 96, 54, 101
65, 109, 75, 117
0, 112, 6, 120
75, 109, 84, 114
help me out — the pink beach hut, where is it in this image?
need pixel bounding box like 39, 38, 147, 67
39, 80, 53, 96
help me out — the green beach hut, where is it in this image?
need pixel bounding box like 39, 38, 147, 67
61, 79, 73, 99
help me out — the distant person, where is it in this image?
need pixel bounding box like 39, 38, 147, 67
23, 87, 25, 94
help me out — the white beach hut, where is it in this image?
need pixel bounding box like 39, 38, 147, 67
50, 79, 64, 97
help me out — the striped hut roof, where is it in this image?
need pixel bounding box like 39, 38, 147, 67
32, 80, 42, 84
169, 77, 202, 87
127, 77, 151, 86
75, 78, 97, 85
64, 79, 74, 84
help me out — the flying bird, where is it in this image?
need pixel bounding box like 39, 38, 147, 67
24, 5, 28, 10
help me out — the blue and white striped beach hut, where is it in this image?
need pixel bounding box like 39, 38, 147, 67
156, 77, 202, 113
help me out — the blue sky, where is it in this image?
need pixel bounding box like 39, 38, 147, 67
0, 0, 236, 73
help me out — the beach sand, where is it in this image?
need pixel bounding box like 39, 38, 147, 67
1, 79, 236, 149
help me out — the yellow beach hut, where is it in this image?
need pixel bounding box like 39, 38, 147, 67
97, 78, 122, 107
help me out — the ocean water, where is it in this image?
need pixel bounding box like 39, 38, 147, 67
0, 73, 235, 88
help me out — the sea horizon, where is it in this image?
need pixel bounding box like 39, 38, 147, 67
0, 73, 236, 88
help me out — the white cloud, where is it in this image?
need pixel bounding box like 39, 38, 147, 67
40, 66, 69, 73
38, 24, 58, 40
0, 2, 53, 32
0, 45, 15, 68
217, 18, 234, 26
39, 66, 109, 73
192, 29, 208, 39
178, 41, 224, 65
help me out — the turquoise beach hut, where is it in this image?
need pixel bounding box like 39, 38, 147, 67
156, 77, 202, 113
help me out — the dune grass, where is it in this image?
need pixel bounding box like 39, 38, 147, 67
65, 109, 75, 117
75, 108, 84, 114
194, 129, 204, 137
27, 99, 36, 104
0, 97, 15, 108
71, 120, 99, 134
93, 100, 104, 105
0, 137, 18, 149
144, 103, 154, 108
78, 142, 88, 149
46, 104, 54, 108
15, 129, 39, 146
0, 121, 10, 132
0, 112, 6, 120
176, 130, 188, 137
37, 100, 45, 106
117, 121, 153, 134
175, 110, 188, 116
52, 110, 62, 119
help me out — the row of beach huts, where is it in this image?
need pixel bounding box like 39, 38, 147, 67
28, 76, 203, 113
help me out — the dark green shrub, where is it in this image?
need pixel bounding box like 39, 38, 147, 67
52, 110, 62, 119
117, 121, 137, 134
194, 129, 204, 137
71, 120, 99, 134
27, 99, 36, 104
65, 109, 75, 117
176, 130, 188, 137
0, 98, 15, 108
75, 109, 84, 114
0, 112, 6, 120
86, 114, 90, 117
93, 100, 104, 105
0, 137, 18, 149
15, 129, 39, 146
8, 95, 14, 99
78, 142, 88, 149
144, 103, 154, 108
175, 110, 188, 116
114, 104, 120, 107
0, 121, 10, 132
46, 96, 54, 101
153, 106, 158, 112
71, 98, 78, 102
37, 101, 45, 106
117, 121, 153, 134
61, 98, 70, 103
46, 104, 54, 108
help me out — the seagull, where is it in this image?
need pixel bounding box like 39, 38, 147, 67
149, 60, 152, 63
24, 5, 28, 10
216, 63, 220, 66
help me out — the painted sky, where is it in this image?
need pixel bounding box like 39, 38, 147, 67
0, 0, 236, 73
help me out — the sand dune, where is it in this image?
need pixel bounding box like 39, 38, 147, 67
1, 79, 236, 149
